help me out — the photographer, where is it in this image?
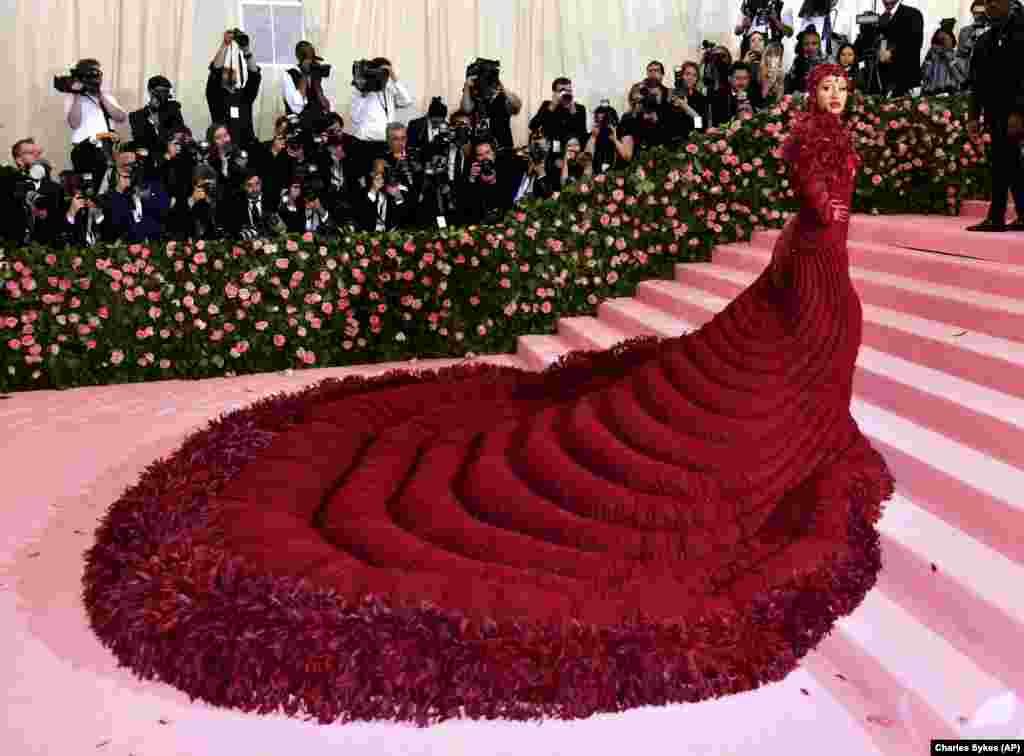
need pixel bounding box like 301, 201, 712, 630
626, 61, 671, 116
585, 100, 629, 174
966, 0, 1024, 232
350, 57, 414, 183
796, 0, 838, 57
106, 143, 171, 243
1, 138, 63, 247
669, 62, 708, 132
154, 128, 199, 212
509, 132, 558, 206
710, 63, 761, 126
315, 134, 356, 223
736, 0, 794, 51
785, 27, 825, 94
206, 123, 250, 200
921, 22, 967, 95
60, 59, 128, 177
458, 140, 510, 225
59, 172, 106, 248
560, 140, 594, 186
172, 166, 223, 241
461, 59, 522, 150
621, 84, 675, 150
958, 1, 990, 80
206, 30, 262, 149
408, 97, 450, 153
226, 172, 277, 240
855, 0, 924, 97
529, 78, 588, 155
759, 43, 787, 103
129, 75, 187, 155
282, 41, 335, 118
359, 158, 414, 232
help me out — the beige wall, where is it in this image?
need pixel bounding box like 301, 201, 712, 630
0, 0, 976, 174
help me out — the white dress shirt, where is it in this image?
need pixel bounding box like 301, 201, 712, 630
367, 191, 388, 231
741, 7, 794, 37
350, 81, 413, 142
65, 91, 126, 145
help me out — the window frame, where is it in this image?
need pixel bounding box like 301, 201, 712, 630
237, 0, 306, 69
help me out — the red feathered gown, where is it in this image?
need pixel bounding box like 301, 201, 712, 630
205, 112, 895, 718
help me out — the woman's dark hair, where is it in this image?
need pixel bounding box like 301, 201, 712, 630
681, 61, 700, 77
837, 43, 856, 62
647, 60, 665, 75
931, 27, 956, 47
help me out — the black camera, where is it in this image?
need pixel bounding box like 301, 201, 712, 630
54, 63, 102, 95
229, 28, 250, 49
939, 18, 957, 34
528, 140, 549, 164
423, 152, 449, 176
466, 58, 501, 99
303, 57, 332, 79
453, 124, 472, 144
479, 159, 496, 179
472, 115, 493, 141
594, 99, 619, 139
352, 59, 389, 93
637, 86, 660, 113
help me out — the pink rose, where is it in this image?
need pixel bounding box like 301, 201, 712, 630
110, 350, 125, 365
275, 258, 289, 269
273, 334, 286, 347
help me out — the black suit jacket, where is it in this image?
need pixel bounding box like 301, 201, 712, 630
0, 172, 64, 246
206, 64, 262, 149
970, 8, 1024, 120
407, 116, 430, 151
528, 102, 589, 149
129, 104, 187, 154
880, 4, 925, 94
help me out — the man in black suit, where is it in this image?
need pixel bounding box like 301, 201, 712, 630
129, 76, 187, 155
966, 0, 1024, 232
226, 172, 277, 239
206, 30, 262, 149
408, 97, 449, 154
528, 77, 588, 156
866, 0, 925, 96
2, 138, 64, 246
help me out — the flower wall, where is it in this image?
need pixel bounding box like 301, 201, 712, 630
0, 94, 991, 392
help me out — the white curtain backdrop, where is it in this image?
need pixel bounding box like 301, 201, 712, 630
0, 0, 977, 173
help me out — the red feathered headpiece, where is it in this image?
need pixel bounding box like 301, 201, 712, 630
781, 63, 858, 173
803, 63, 851, 112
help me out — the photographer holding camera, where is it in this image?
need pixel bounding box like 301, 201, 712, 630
785, 27, 826, 94
736, 0, 794, 50
206, 29, 262, 150
461, 58, 522, 150
206, 123, 250, 199
2, 138, 64, 246
854, 0, 924, 97
584, 100, 628, 174
59, 172, 106, 248
283, 41, 334, 119
359, 158, 415, 232
59, 59, 128, 178
170, 165, 223, 240
106, 142, 171, 243
350, 57, 413, 185
958, 1, 989, 84
130, 75, 187, 155
508, 132, 557, 206
529, 78, 588, 157
407, 97, 450, 153
921, 21, 967, 95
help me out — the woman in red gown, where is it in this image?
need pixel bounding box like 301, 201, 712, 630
85, 64, 894, 724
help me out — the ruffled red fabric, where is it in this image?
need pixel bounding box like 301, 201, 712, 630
82, 106, 894, 724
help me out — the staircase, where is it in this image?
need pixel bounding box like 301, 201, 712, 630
512, 210, 1024, 753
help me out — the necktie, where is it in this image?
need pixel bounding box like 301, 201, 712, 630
250, 200, 261, 224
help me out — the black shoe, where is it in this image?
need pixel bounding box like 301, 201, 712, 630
1007, 217, 1024, 231
966, 219, 1007, 232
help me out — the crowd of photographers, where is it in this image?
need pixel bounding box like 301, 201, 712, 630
4, 2, 1023, 247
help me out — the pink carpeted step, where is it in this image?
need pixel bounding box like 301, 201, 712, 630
517, 334, 580, 372
638, 277, 1024, 467
676, 258, 1024, 346
847, 214, 1024, 265
961, 199, 1017, 219
557, 316, 630, 352
874, 494, 1024, 705
596, 298, 691, 339
739, 235, 1024, 300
